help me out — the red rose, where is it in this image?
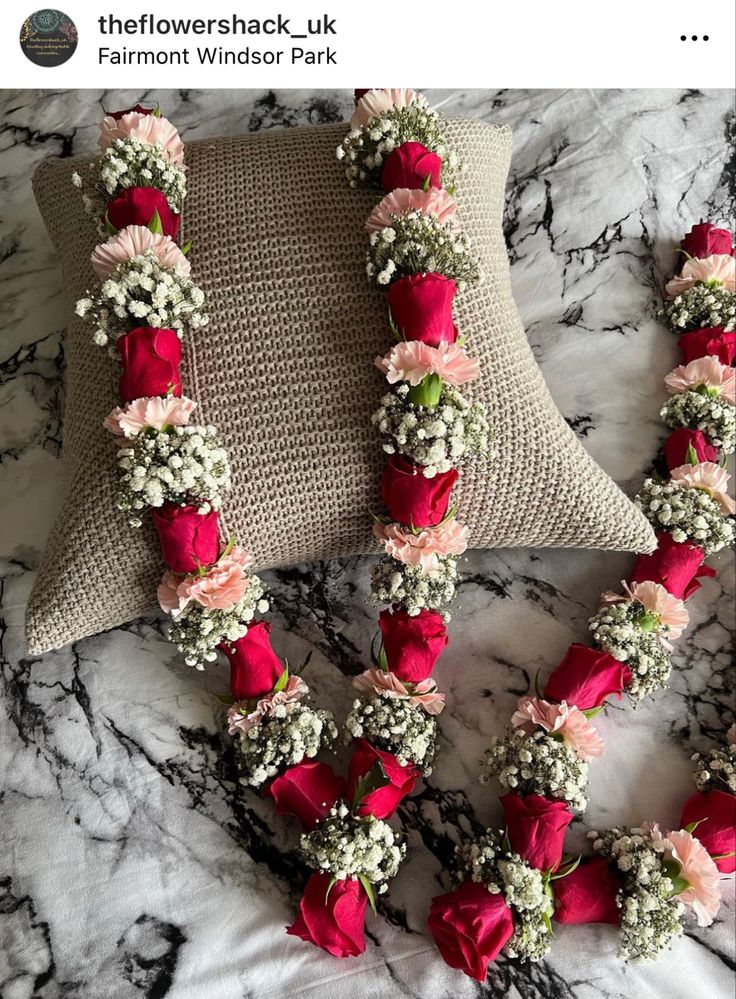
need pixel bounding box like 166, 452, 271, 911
267, 760, 346, 831
679, 223, 734, 266
347, 738, 419, 820
678, 327, 736, 366
117, 326, 183, 403
287, 873, 368, 958
501, 792, 574, 873
221, 622, 284, 700
150, 503, 220, 574
386, 273, 458, 347
663, 428, 719, 472
681, 789, 736, 874
109, 104, 154, 120
553, 857, 620, 924
428, 881, 515, 981
378, 607, 448, 682
106, 186, 180, 239
381, 455, 458, 528
628, 530, 714, 600
381, 142, 442, 193
544, 643, 631, 710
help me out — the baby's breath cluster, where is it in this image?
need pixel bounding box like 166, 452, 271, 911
300, 802, 405, 890
481, 729, 589, 812
588, 602, 672, 701
635, 477, 735, 555
658, 285, 736, 333
75, 251, 208, 346
456, 830, 553, 961
168, 582, 268, 668
235, 700, 337, 788
116, 425, 230, 526
72, 137, 186, 217
370, 554, 458, 616
590, 826, 685, 961
692, 735, 736, 794
373, 383, 490, 475
367, 214, 480, 288
661, 391, 736, 453
345, 694, 438, 774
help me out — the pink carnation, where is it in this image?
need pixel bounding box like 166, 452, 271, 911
666, 254, 736, 298
670, 461, 736, 515
91, 226, 190, 278
511, 696, 604, 763
103, 396, 196, 437
366, 187, 459, 234
376, 340, 480, 388
352, 668, 446, 715
350, 88, 418, 129
157, 546, 253, 615
373, 518, 469, 573
601, 580, 689, 640
227, 676, 308, 735
645, 823, 721, 927
99, 111, 185, 164
664, 357, 736, 405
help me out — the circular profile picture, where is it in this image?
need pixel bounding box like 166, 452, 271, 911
20, 9, 78, 66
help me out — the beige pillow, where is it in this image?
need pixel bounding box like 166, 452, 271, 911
27, 119, 655, 654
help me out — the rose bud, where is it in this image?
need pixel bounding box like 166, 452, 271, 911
381, 455, 458, 528
663, 428, 719, 472
681, 789, 736, 874
221, 621, 284, 700
428, 881, 515, 981
628, 530, 714, 600
287, 873, 368, 958
106, 186, 180, 239
679, 223, 734, 266
150, 503, 220, 574
500, 792, 574, 873
108, 104, 154, 120
553, 856, 620, 924
117, 326, 183, 403
678, 327, 736, 366
347, 738, 419, 820
267, 761, 346, 831
386, 272, 458, 347
544, 643, 631, 710
379, 607, 448, 683
381, 141, 442, 193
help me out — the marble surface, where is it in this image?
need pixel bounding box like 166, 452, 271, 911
0, 88, 734, 999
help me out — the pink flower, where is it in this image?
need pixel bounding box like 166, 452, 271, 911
103, 396, 196, 437
645, 823, 721, 927
157, 546, 253, 615
227, 675, 308, 735
373, 518, 469, 573
366, 187, 459, 234
664, 357, 736, 405
601, 580, 689, 640
376, 340, 480, 388
511, 696, 604, 763
99, 111, 185, 164
670, 462, 736, 515
91, 226, 190, 278
352, 668, 446, 715
666, 254, 736, 298
350, 88, 418, 129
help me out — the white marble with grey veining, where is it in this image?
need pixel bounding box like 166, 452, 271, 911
0, 89, 734, 999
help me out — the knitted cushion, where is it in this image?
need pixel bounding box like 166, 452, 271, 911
27, 119, 655, 654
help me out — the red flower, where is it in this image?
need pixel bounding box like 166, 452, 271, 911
287, 873, 368, 958
679, 223, 734, 266
108, 104, 154, 120
381, 455, 458, 528
150, 503, 220, 574
628, 530, 714, 600
544, 643, 631, 710
117, 326, 182, 403
106, 186, 180, 239
386, 273, 458, 347
680, 789, 736, 874
267, 760, 346, 831
501, 792, 573, 873
353, 89, 371, 103
381, 141, 442, 193
428, 881, 515, 981
678, 327, 736, 366
221, 622, 284, 700
663, 428, 719, 472
347, 738, 419, 820
553, 857, 620, 924
378, 607, 448, 682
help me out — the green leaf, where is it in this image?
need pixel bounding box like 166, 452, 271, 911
180, 239, 193, 255
359, 874, 377, 914
352, 760, 390, 810
684, 817, 707, 835
551, 854, 582, 880
387, 307, 402, 343
324, 875, 337, 904
711, 850, 736, 860
685, 443, 699, 466
273, 667, 290, 693
533, 670, 544, 698
296, 650, 313, 676
582, 705, 605, 720
103, 211, 118, 236
215, 692, 234, 705
378, 646, 389, 672
152, 106, 163, 118
422, 172, 432, 192
408, 373, 442, 408
148, 209, 164, 234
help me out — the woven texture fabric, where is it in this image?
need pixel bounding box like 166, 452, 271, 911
26, 119, 655, 654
